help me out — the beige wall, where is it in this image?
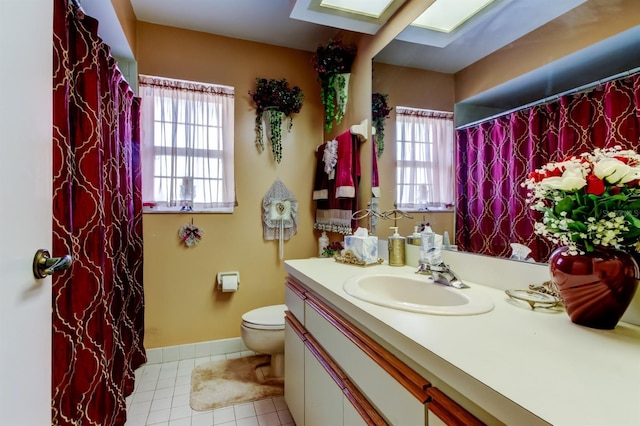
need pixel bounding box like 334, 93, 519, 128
372, 63, 456, 238
111, 0, 137, 54
137, 23, 340, 348
455, 0, 640, 102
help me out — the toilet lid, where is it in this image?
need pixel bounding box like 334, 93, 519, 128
242, 304, 287, 330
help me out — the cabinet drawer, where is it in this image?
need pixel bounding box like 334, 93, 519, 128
286, 278, 306, 324
305, 294, 429, 426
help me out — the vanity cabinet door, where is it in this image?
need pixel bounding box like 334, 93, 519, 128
304, 343, 345, 426
285, 313, 306, 426
427, 387, 485, 426
304, 294, 429, 425
343, 396, 368, 426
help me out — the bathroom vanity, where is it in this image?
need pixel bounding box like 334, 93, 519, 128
283, 256, 640, 426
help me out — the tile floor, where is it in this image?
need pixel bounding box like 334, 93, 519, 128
125, 351, 294, 426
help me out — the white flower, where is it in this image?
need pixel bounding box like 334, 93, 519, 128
540, 173, 586, 191
593, 158, 636, 184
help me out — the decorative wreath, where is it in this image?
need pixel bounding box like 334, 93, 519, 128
179, 223, 204, 247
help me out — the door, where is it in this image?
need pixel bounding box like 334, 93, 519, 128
0, 0, 53, 424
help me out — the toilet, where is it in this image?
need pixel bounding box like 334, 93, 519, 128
240, 304, 287, 378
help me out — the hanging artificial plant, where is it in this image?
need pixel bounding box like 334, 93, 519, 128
371, 92, 392, 157
311, 38, 357, 133
249, 78, 304, 163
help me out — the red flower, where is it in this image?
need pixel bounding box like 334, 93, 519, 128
546, 166, 564, 178
585, 174, 606, 195
609, 186, 622, 195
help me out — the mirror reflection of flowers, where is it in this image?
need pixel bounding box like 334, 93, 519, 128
311, 38, 357, 133
522, 146, 640, 255
249, 78, 304, 163
371, 92, 392, 158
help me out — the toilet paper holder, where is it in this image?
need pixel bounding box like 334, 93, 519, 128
217, 271, 240, 291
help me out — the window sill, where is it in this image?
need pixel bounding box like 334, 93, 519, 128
397, 207, 455, 213
143, 207, 233, 214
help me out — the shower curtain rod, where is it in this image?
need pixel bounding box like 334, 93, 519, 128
456, 66, 640, 130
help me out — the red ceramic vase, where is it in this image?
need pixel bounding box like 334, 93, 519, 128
549, 246, 639, 329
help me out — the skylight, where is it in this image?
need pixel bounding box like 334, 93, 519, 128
412, 0, 494, 33
319, 0, 394, 19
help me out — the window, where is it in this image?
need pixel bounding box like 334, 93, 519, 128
395, 107, 454, 210
139, 75, 235, 213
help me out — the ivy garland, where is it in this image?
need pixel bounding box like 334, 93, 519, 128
265, 109, 285, 163
372, 92, 392, 157
311, 39, 356, 134
249, 78, 304, 163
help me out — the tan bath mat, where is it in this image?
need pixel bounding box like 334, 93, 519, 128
190, 354, 284, 411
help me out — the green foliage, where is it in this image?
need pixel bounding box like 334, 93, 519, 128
371, 93, 392, 157
249, 78, 304, 162
311, 39, 356, 134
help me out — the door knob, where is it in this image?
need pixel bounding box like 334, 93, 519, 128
32, 249, 72, 279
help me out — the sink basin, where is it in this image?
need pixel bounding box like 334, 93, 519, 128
343, 274, 494, 315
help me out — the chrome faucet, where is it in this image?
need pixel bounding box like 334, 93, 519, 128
416, 261, 468, 289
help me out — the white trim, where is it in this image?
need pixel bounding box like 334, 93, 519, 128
336, 186, 355, 198
143, 337, 247, 365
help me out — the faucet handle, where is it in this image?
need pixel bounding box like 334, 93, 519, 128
416, 261, 431, 274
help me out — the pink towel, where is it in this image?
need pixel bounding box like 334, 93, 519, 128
371, 135, 380, 197
335, 130, 355, 198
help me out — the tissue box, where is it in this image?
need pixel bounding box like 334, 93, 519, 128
344, 235, 379, 264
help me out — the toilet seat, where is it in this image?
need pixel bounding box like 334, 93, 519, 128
241, 304, 287, 330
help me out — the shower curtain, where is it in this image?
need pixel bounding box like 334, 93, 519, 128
52, 1, 146, 425
455, 72, 640, 262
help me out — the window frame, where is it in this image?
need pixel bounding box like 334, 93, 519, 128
395, 106, 455, 212
139, 75, 235, 214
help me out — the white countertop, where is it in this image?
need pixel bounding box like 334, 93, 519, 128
285, 258, 640, 426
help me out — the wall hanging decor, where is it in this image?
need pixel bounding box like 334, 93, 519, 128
263, 178, 298, 260
179, 219, 204, 247
249, 78, 304, 163
311, 38, 357, 133
372, 92, 392, 157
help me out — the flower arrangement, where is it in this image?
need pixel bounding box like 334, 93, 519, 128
371, 92, 392, 157
311, 39, 357, 133
522, 146, 640, 255
249, 78, 304, 163
321, 241, 344, 258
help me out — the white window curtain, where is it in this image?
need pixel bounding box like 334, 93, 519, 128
396, 107, 454, 210
139, 75, 235, 212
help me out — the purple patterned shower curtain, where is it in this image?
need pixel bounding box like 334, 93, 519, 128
456, 73, 640, 262
52, 1, 146, 425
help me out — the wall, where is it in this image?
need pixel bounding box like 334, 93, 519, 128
455, 0, 640, 102
372, 62, 456, 238
137, 22, 336, 348
110, 0, 137, 55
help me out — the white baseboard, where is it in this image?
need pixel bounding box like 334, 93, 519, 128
144, 337, 248, 365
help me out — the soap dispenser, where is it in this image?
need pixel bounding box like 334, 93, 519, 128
407, 226, 422, 246
388, 227, 405, 266
319, 231, 329, 257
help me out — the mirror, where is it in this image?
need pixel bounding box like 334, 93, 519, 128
369, 0, 640, 263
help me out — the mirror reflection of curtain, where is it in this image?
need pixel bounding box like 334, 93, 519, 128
52, 1, 145, 424
456, 72, 640, 262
